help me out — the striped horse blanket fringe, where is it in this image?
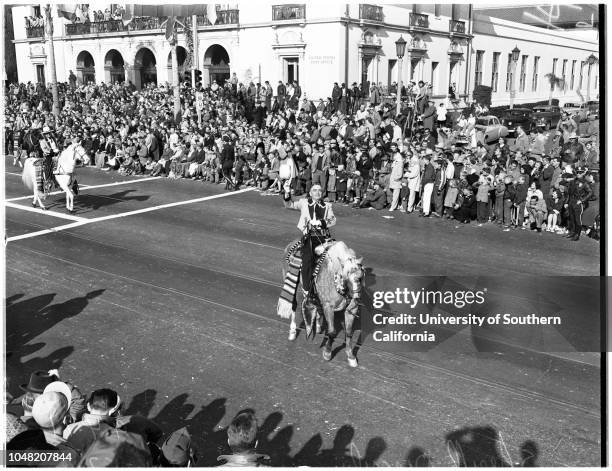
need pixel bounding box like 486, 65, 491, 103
277, 241, 303, 319
33, 159, 44, 193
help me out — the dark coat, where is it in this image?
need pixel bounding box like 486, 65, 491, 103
422, 104, 437, 130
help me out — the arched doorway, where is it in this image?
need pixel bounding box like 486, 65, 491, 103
104, 49, 125, 84
202, 44, 230, 88
134, 47, 157, 89
76, 51, 95, 84
167, 46, 187, 82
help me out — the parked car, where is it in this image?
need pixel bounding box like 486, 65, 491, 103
531, 105, 562, 129
500, 108, 534, 136
562, 102, 589, 122
475, 115, 509, 144
586, 100, 599, 119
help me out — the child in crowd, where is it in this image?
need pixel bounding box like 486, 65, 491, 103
546, 189, 563, 232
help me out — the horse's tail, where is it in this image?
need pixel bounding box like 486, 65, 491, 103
22, 159, 35, 191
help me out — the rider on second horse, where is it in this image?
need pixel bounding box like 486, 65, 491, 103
283, 183, 337, 297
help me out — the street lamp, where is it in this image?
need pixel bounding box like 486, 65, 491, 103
509, 45, 520, 109
586, 53, 597, 101
395, 35, 407, 116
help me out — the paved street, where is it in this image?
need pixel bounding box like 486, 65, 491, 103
5, 165, 601, 466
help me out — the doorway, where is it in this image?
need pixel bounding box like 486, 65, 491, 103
361, 56, 373, 94
36, 64, 45, 84
284, 57, 299, 83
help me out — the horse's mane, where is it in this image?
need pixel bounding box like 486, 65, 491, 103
326, 241, 361, 277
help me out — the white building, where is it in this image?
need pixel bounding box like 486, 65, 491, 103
471, 9, 599, 106
10, 3, 599, 105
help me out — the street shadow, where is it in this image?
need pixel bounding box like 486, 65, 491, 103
187, 398, 228, 466
318, 424, 358, 466
5, 290, 105, 396
405, 446, 432, 467
293, 433, 323, 466
519, 440, 539, 467
75, 189, 151, 211
123, 389, 158, 418
257, 411, 294, 466
359, 436, 387, 466
445, 425, 512, 467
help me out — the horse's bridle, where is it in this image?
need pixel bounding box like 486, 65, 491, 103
55, 145, 86, 175
74, 144, 87, 161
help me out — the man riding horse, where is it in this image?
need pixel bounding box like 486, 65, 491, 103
22, 123, 59, 193
279, 183, 364, 367
282, 183, 336, 297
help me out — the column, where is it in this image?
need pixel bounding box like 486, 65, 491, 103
94, 56, 105, 84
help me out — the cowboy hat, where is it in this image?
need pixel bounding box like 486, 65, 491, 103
20, 371, 59, 394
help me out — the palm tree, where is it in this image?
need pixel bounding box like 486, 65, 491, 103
544, 73, 564, 106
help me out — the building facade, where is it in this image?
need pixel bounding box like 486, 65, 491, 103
11, 3, 599, 106
471, 10, 599, 106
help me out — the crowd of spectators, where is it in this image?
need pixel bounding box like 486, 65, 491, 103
4, 75, 600, 240
6, 369, 269, 466
24, 15, 44, 28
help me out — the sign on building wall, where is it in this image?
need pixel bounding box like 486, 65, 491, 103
308, 55, 335, 65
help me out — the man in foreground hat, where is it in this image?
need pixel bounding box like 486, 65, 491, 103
32, 391, 80, 464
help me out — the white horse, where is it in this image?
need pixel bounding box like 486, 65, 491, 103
22, 143, 86, 212
54, 143, 86, 213
280, 240, 364, 367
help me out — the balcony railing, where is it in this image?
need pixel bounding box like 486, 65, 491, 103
216, 9, 239, 25
449, 19, 466, 34
272, 4, 306, 21
196, 9, 239, 26
26, 25, 45, 38
359, 4, 383, 22
65, 17, 162, 36
409, 12, 429, 29
408, 37, 427, 51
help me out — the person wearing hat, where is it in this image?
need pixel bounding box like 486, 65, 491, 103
420, 153, 435, 217
31, 391, 80, 464
564, 166, 593, 241
283, 182, 336, 297
561, 132, 584, 164
581, 140, 599, 172
11, 370, 59, 428
388, 143, 404, 211
556, 111, 577, 145
160, 427, 196, 467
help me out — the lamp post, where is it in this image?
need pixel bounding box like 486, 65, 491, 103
395, 35, 407, 117
509, 45, 520, 110
586, 53, 597, 101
